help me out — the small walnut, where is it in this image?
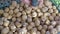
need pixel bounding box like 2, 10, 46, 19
41, 29, 46, 34
9, 10, 13, 15
32, 12, 37, 17
22, 15, 27, 21
37, 25, 42, 31
16, 12, 21, 17
42, 7, 48, 12
9, 5, 15, 10
56, 25, 60, 32
15, 22, 22, 28
37, 12, 43, 17
36, 31, 41, 34
12, 1, 17, 7
18, 27, 27, 34
1, 27, 9, 34
52, 6, 56, 9
51, 28, 58, 34
0, 18, 3, 25
5, 8, 9, 12
51, 21, 57, 26
14, 8, 19, 14
3, 20, 10, 27
9, 23, 16, 32
3, 13, 9, 18
7, 15, 12, 19
12, 17, 16, 22
48, 9, 54, 13
0, 10, 4, 15
45, 19, 50, 25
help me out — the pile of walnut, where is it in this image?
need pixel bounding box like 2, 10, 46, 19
0, 0, 60, 34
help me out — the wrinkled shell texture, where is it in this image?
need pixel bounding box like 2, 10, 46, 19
0, 0, 60, 34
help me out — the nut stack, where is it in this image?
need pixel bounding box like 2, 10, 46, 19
0, 0, 60, 34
